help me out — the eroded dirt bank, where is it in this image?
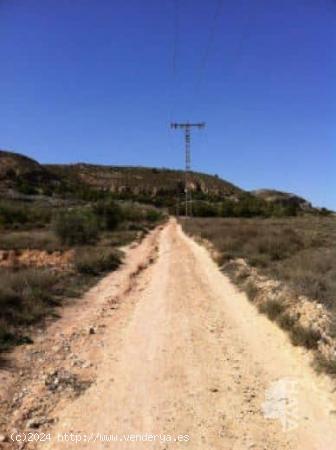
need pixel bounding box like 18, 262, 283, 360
1, 220, 336, 450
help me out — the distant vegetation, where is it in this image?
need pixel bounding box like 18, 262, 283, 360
187, 195, 304, 218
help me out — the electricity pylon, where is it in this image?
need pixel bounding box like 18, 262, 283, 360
171, 122, 205, 217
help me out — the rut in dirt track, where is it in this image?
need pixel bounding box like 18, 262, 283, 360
34, 219, 336, 450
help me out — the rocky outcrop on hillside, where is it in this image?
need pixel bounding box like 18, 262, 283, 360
45, 163, 243, 198
0, 149, 243, 200
251, 189, 313, 211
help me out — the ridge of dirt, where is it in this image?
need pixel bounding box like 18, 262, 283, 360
221, 258, 335, 366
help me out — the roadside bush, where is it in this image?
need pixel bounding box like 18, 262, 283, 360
0, 322, 16, 350
289, 324, 321, 349
0, 269, 59, 326
258, 299, 285, 321
0, 268, 65, 351
53, 209, 99, 245
74, 248, 122, 275
314, 354, 336, 375
244, 281, 259, 302
276, 312, 296, 331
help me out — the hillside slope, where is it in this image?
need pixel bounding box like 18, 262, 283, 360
45, 163, 242, 198
0, 149, 322, 214
0, 149, 242, 200
251, 189, 313, 211
0, 150, 60, 195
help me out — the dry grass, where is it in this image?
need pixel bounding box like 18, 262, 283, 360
0, 268, 60, 349
182, 217, 336, 309
0, 229, 61, 251
182, 216, 336, 374
0, 247, 123, 351
74, 247, 123, 275
314, 354, 336, 375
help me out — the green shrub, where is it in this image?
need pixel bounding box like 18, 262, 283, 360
192, 202, 218, 217
0, 201, 52, 229
146, 209, 163, 223
53, 209, 99, 245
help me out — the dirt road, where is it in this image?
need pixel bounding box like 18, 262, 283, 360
7, 220, 336, 450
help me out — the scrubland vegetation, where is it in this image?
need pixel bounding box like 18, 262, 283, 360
182, 217, 336, 308
187, 195, 300, 218
182, 216, 336, 371
176, 194, 331, 218
0, 198, 164, 351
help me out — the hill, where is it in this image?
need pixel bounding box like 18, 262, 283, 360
0, 150, 60, 196
251, 189, 313, 212
0, 149, 242, 201
0, 149, 325, 215
45, 163, 242, 199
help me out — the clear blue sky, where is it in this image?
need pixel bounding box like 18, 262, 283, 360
0, 0, 335, 209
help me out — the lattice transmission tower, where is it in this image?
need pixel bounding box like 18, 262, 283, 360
171, 122, 205, 217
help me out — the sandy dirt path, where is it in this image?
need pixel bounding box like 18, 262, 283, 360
11, 220, 336, 450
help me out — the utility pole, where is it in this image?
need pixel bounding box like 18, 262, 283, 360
171, 122, 205, 217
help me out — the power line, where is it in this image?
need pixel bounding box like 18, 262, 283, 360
229, 0, 254, 71
195, 0, 224, 93
172, 0, 179, 80
168, 0, 180, 156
